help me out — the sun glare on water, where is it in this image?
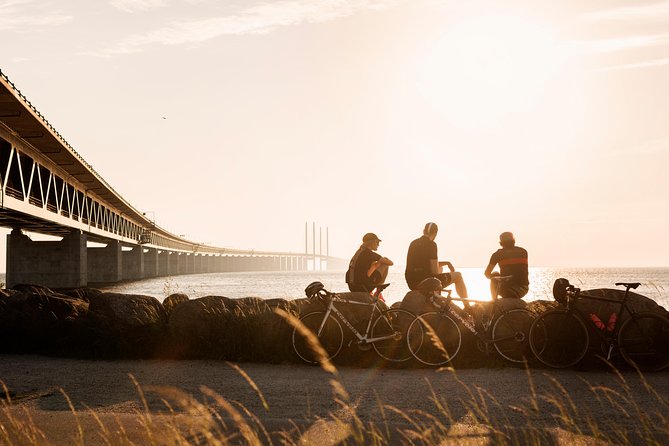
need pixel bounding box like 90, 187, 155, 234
418, 14, 563, 130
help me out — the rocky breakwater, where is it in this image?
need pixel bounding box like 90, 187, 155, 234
0, 283, 667, 369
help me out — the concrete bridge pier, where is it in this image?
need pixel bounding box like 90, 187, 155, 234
221, 255, 231, 272
158, 251, 169, 276
143, 248, 158, 278
201, 255, 211, 273
6, 228, 87, 289
168, 252, 179, 275
193, 254, 203, 273
87, 241, 122, 284
214, 255, 223, 272
122, 246, 144, 281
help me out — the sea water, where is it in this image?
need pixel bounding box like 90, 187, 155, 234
1, 268, 666, 308
91, 267, 669, 308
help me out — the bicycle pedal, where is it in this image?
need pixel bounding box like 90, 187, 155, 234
392, 331, 402, 341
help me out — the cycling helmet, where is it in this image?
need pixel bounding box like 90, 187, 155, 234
553, 278, 570, 304
304, 281, 325, 299
417, 277, 443, 295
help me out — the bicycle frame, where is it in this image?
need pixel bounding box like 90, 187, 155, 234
432, 295, 499, 341
564, 287, 636, 360
318, 295, 398, 344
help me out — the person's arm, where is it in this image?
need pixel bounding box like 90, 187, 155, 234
367, 254, 392, 277
484, 253, 498, 278
439, 261, 455, 272
429, 259, 442, 275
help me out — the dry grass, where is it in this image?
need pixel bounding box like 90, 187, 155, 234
1, 315, 669, 445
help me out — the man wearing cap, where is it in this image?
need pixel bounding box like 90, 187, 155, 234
405, 222, 469, 299
346, 233, 394, 292
484, 232, 529, 299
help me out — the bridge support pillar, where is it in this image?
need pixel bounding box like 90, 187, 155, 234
193, 254, 202, 273
168, 252, 179, 275
122, 246, 144, 281
183, 253, 194, 274
143, 248, 158, 278
6, 228, 87, 289
88, 241, 122, 283
215, 256, 224, 272
158, 251, 169, 276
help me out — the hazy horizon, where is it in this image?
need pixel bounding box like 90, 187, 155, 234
1, 0, 667, 270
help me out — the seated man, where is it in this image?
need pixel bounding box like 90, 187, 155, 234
345, 232, 393, 292
405, 222, 469, 299
484, 231, 529, 299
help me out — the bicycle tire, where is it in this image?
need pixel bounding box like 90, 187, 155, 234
371, 308, 415, 363
407, 312, 461, 366
529, 309, 589, 368
292, 311, 344, 365
618, 312, 669, 372
492, 308, 534, 363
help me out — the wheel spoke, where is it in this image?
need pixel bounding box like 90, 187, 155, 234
371, 309, 415, 362
292, 312, 344, 365
407, 312, 461, 366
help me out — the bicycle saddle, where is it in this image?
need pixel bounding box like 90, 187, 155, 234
374, 283, 391, 292
417, 277, 443, 295
615, 282, 641, 289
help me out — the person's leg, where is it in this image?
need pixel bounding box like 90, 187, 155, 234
451, 271, 469, 299
376, 264, 389, 283
489, 272, 501, 299
500, 284, 528, 299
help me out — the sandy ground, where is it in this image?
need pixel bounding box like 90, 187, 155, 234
1, 355, 668, 445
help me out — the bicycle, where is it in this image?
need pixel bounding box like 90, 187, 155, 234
292, 281, 416, 364
405, 276, 534, 367
529, 280, 669, 372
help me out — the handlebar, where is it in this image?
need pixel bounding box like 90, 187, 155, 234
615, 282, 641, 290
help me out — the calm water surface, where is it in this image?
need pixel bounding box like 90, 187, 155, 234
96, 267, 669, 308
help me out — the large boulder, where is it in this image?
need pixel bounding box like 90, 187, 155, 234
167, 295, 298, 361
163, 293, 189, 318
62, 287, 104, 303
81, 293, 167, 358
0, 290, 88, 355
9, 283, 57, 296
167, 295, 244, 359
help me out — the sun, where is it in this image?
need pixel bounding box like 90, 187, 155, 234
417, 14, 563, 130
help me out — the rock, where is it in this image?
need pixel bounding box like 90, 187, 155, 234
163, 293, 189, 317
62, 287, 103, 303
0, 291, 89, 355
9, 283, 56, 296
167, 295, 298, 361
167, 295, 240, 359
81, 293, 167, 358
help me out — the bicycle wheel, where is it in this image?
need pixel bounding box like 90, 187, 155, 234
618, 313, 669, 372
492, 308, 534, 363
292, 311, 344, 365
529, 310, 589, 368
371, 308, 415, 363
407, 312, 461, 366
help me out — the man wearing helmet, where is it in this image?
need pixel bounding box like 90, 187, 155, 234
405, 222, 469, 299
484, 231, 529, 299
346, 233, 394, 292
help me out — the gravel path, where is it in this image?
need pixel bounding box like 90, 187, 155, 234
1, 355, 667, 444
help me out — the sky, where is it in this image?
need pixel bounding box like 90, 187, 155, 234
0, 0, 667, 270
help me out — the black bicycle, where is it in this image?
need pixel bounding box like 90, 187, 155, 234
293, 282, 415, 364
529, 280, 669, 372
406, 277, 534, 366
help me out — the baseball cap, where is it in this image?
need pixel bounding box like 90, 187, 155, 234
363, 233, 381, 242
